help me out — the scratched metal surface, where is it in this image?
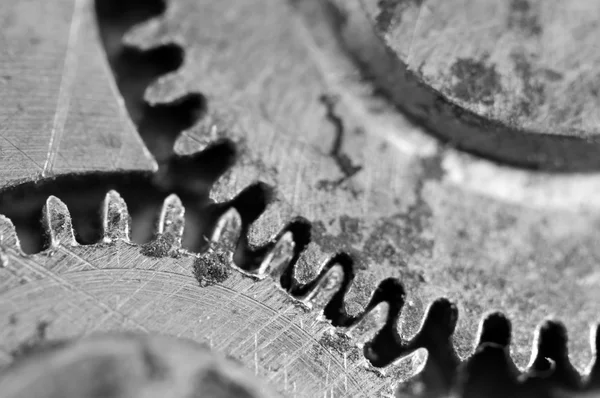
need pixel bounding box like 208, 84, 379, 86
0, 0, 155, 186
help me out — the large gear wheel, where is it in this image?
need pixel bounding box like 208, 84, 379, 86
123, 0, 599, 377
0, 333, 279, 398
0, 193, 413, 396
1, 0, 600, 397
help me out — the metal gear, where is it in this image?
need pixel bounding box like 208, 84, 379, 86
0, 0, 156, 185
1, 0, 600, 397
122, 0, 599, 379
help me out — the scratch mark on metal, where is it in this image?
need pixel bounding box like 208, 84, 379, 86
9, 256, 148, 332
42, 0, 83, 177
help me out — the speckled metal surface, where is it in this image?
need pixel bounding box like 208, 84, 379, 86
1, 0, 600, 396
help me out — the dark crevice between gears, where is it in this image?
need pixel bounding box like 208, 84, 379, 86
0, 138, 237, 254
95, 0, 219, 252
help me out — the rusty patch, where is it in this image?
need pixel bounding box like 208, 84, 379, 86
448, 57, 502, 106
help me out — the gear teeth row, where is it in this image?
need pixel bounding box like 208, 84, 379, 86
1, 185, 600, 395
171, 201, 600, 395
168, 196, 600, 392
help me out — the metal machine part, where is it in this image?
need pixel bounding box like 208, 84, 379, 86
0, 0, 156, 185
123, 0, 600, 373
0, 0, 599, 397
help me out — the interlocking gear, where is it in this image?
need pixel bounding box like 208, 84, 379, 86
124, 0, 600, 372
1, 0, 600, 397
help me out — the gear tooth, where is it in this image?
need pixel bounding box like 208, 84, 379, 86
102, 190, 130, 243
42, 196, 77, 247
209, 208, 242, 253
257, 231, 295, 278
346, 278, 406, 351
0, 214, 21, 252
346, 302, 390, 346
156, 194, 185, 249
299, 262, 345, 310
